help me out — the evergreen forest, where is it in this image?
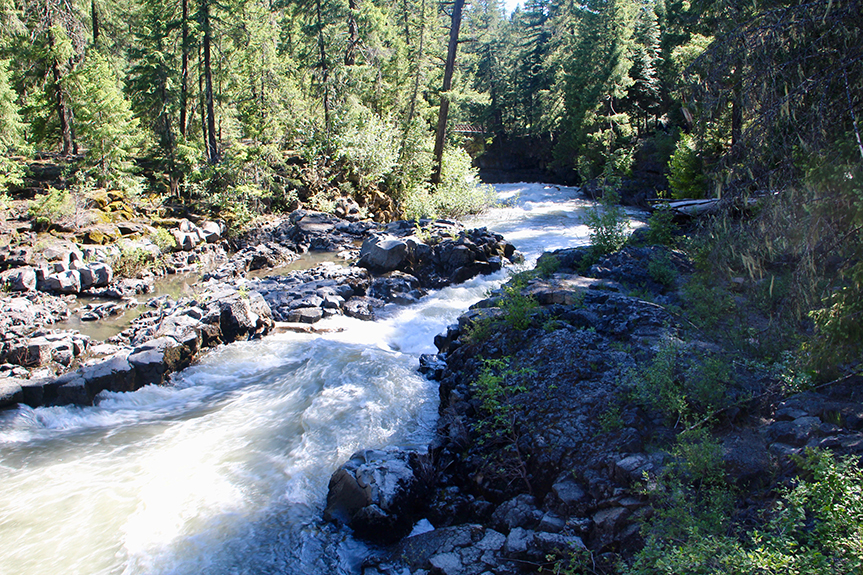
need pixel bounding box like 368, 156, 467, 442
0, 0, 860, 219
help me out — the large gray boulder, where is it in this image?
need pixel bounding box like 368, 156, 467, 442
358, 235, 412, 273
324, 448, 431, 543
199, 220, 224, 243
128, 336, 195, 386
79, 262, 113, 289
2, 267, 37, 292
217, 288, 274, 341
0, 378, 24, 408
43, 270, 82, 294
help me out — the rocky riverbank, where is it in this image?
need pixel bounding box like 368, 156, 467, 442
324, 241, 863, 574
0, 210, 516, 410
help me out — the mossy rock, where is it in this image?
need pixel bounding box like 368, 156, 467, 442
87, 190, 111, 209
107, 190, 126, 203
106, 202, 134, 220
79, 225, 121, 245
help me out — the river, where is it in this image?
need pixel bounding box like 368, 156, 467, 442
0, 184, 625, 575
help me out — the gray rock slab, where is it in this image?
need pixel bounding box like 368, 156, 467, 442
0, 378, 24, 408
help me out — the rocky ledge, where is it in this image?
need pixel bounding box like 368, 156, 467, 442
325, 244, 863, 574
0, 212, 516, 410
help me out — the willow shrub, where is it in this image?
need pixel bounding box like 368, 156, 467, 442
401, 148, 497, 220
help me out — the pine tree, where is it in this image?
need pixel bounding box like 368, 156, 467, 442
628, 0, 662, 134
0, 58, 26, 194
75, 51, 142, 188
0, 58, 25, 152
128, 0, 182, 191
431, 0, 466, 184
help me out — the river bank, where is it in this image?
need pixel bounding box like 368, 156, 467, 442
0, 207, 517, 410
327, 217, 863, 574
2, 183, 860, 575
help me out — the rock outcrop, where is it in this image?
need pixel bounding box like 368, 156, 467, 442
0, 211, 517, 410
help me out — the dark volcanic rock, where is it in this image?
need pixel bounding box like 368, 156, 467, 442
324, 449, 431, 544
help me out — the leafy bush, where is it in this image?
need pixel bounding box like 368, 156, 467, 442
28, 188, 77, 227
472, 356, 529, 439
807, 262, 863, 377
629, 343, 731, 424
535, 254, 561, 278
149, 227, 176, 253
586, 188, 629, 255
668, 132, 707, 199
111, 242, 159, 278
629, 342, 687, 424
499, 279, 539, 331
646, 206, 678, 246
334, 101, 399, 188
402, 148, 497, 220
648, 252, 678, 287
624, 449, 863, 575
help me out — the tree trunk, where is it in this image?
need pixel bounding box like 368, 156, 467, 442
180, 0, 189, 139
431, 0, 465, 185
202, 0, 219, 164
345, 0, 359, 66
315, 0, 331, 135
199, 44, 207, 150
91, 0, 100, 45
403, 0, 425, 135
48, 28, 76, 156
402, 0, 410, 46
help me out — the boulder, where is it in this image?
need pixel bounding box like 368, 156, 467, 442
2, 267, 37, 291
218, 289, 274, 341
39, 243, 83, 266
490, 494, 542, 532
79, 262, 113, 289
199, 220, 223, 243
0, 378, 24, 408
287, 307, 324, 324
128, 336, 194, 386
79, 352, 136, 395
292, 210, 340, 235
43, 270, 82, 294
368, 272, 424, 304
172, 229, 199, 251
7, 336, 54, 367
358, 235, 412, 272
324, 448, 431, 543
343, 296, 384, 321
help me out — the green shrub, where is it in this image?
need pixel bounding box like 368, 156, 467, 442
535, 254, 561, 278
0, 156, 25, 195
807, 262, 863, 378
334, 100, 398, 188
402, 148, 497, 220
149, 227, 176, 253
28, 187, 77, 227
499, 275, 539, 330
646, 205, 678, 246
624, 449, 863, 575
586, 188, 629, 255
111, 242, 159, 278
668, 132, 707, 199
630, 342, 687, 424
648, 252, 678, 287
630, 343, 732, 424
